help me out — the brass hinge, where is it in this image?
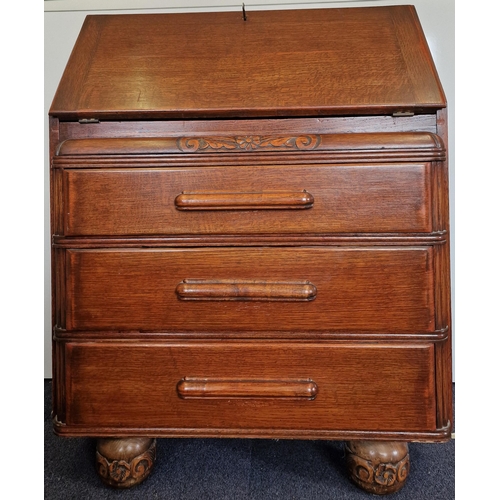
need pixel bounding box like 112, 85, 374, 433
78, 118, 100, 124
392, 111, 414, 117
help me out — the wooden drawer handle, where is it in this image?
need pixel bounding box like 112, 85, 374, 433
174, 190, 314, 210
175, 279, 317, 301
177, 378, 318, 400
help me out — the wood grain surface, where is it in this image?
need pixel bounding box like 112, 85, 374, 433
63, 247, 435, 333
61, 164, 433, 236
61, 341, 437, 434
49, 6, 452, 452
49, 6, 445, 120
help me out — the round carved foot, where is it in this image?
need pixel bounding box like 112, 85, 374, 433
345, 441, 409, 495
96, 437, 156, 488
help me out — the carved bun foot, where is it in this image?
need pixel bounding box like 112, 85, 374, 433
345, 441, 409, 495
96, 437, 156, 488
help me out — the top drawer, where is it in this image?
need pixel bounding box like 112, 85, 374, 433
54, 133, 445, 237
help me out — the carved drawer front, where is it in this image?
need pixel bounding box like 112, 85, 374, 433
61, 163, 432, 236
60, 341, 437, 434
54, 132, 446, 237
63, 247, 436, 334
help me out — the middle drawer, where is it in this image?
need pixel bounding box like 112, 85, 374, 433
63, 247, 435, 334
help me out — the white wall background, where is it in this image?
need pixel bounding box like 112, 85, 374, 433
44, 0, 455, 379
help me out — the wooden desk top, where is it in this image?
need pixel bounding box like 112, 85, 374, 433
49, 5, 445, 120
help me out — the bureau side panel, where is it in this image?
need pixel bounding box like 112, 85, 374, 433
49, 116, 61, 422
435, 108, 453, 430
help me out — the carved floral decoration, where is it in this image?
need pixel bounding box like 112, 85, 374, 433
96, 442, 156, 488
177, 135, 321, 152
345, 442, 409, 494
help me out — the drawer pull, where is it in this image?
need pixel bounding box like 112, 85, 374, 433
175, 279, 317, 301
177, 378, 318, 400
174, 190, 314, 210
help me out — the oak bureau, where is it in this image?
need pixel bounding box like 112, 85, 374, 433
49, 5, 452, 494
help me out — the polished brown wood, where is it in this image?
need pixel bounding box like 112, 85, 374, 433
96, 438, 156, 488
63, 247, 436, 333
345, 441, 410, 495
55, 132, 444, 156
176, 378, 318, 400
61, 163, 436, 236
58, 115, 439, 140
175, 279, 318, 302
49, 6, 452, 493
174, 191, 315, 211
57, 341, 436, 433
49, 7, 444, 120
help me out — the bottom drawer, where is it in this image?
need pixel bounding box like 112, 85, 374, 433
58, 341, 437, 435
